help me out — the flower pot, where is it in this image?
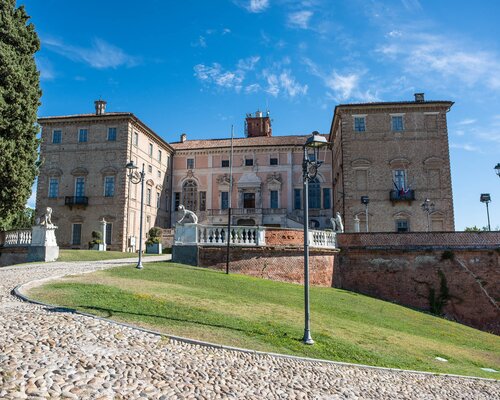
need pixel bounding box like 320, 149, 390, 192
146, 243, 162, 254
91, 243, 106, 251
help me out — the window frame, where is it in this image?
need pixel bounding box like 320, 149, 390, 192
78, 128, 88, 143
107, 127, 117, 141
396, 219, 409, 232
52, 130, 62, 144
245, 158, 254, 166
104, 176, 115, 197
221, 159, 230, 168
221, 191, 229, 209
187, 158, 195, 170
71, 223, 82, 246
270, 190, 279, 209
391, 114, 405, 132
48, 178, 59, 198
270, 157, 278, 166
353, 115, 366, 132
294, 188, 301, 210
133, 131, 139, 146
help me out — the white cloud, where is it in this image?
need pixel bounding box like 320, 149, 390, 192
36, 57, 55, 81
376, 33, 500, 90
245, 83, 261, 94
194, 56, 260, 93
401, 0, 422, 12
457, 119, 476, 126
325, 72, 359, 100
263, 69, 307, 98
191, 36, 207, 48
246, 0, 269, 13
287, 10, 313, 29
43, 37, 138, 69
450, 143, 481, 153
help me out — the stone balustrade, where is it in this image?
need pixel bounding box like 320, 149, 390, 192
1, 230, 32, 247
309, 230, 336, 248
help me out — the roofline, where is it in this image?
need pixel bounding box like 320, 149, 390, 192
37, 113, 174, 152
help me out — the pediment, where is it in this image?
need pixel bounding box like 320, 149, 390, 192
71, 167, 89, 176
237, 172, 262, 188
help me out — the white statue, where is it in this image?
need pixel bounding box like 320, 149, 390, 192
331, 212, 344, 233
37, 207, 55, 228
177, 204, 198, 224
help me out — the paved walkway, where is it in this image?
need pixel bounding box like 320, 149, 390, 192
0, 258, 498, 399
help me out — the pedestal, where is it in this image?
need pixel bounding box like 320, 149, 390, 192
174, 223, 198, 245
28, 225, 59, 262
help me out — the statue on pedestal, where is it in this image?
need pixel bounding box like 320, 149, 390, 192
330, 212, 344, 233
177, 204, 198, 224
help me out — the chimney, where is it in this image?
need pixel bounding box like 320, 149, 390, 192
180, 133, 187, 143
94, 99, 107, 115
414, 93, 425, 103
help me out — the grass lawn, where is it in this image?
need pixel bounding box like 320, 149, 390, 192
28, 262, 500, 378
57, 250, 165, 262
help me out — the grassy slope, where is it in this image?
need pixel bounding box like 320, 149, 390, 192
57, 250, 163, 262
28, 262, 500, 378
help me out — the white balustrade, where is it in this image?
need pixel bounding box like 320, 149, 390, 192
2, 229, 32, 247
309, 230, 336, 249
197, 225, 264, 246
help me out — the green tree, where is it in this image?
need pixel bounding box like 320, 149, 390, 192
0, 207, 35, 231
0, 1, 41, 228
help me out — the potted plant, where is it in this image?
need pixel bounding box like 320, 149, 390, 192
146, 226, 163, 254
89, 230, 105, 251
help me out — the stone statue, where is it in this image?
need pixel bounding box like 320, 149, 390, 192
331, 212, 344, 233
37, 207, 55, 228
177, 204, 198, 224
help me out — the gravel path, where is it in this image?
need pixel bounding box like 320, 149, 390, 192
0, 258, 498, 399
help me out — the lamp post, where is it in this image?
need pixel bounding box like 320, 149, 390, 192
302, 131, 328, 345
480, 193, 491, 231
360, 196, 369, 232
421, 198, 435, 232
495, 163, 500, 178
126, 161, 145, 269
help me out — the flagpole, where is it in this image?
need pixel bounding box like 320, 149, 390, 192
226, 125, 234, 274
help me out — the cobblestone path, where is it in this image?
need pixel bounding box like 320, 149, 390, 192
0, 258, 498, 399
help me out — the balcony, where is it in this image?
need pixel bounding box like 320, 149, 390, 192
390, 190, 415, 203
65, 196, 88, 208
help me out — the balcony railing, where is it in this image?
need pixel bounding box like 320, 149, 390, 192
390, 190, 415, 202
65, 196, 89, 207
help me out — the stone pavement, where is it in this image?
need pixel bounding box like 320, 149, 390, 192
0, 257, 498, 399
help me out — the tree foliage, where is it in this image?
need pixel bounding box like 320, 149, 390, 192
0, 0, 41, 227
0, 207, 35, 231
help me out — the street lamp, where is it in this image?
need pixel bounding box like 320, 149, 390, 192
480, 193, 491, 231
126, 161, 146, 269
421, 198, 435, 232
495, 163, 500, 178
360, 196, 369, 232
302, 131, 328, 345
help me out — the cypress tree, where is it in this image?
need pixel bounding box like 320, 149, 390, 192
0, 0, 41, 227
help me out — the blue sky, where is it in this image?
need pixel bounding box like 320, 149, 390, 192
22, 0, 499, 230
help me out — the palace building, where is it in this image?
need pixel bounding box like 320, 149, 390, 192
329, 93, 454, 232
35, 93, 455, 250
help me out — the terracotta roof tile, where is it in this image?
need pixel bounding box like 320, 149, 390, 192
171, 134, 326, 150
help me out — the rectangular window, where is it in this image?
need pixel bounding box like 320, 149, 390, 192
48, 178, 59, 198
133, 132, 139, 146
243, 192, 255, 208
174, 192, 180, 210
396, 220, 409, 232
323, 188, 331, 209
294, 189, 301, 210
157, 170, 161, 178
107, 127, 117, 141
221, 160, 229, 168
75, 177, 85, 197
105, 223, 112, 245
78, 129, 88, 143
52, 130, 62, 144
393, 169, 406, 190
71, 223, 82, 246
391, 116, 404, 131
270, 190, 278, 209
146, 188, 152, 206
199, 191, 206, 211
270, 157, 278, 166
354, 117, 366, 132
148, 165, 152, 173
104, 176, 115, 197
149, 143, 153, 156
157, 192, 161, 208
158, 150, 162, 162
187, 158, 195, 169
221, 192, 229, 209
245, 158, 254, 166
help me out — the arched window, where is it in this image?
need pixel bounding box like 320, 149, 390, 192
308, 178, 321, 209
182, 179, 198, 211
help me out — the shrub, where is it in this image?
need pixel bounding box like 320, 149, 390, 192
441, 250, 454, 260
146, 227, 162, 246
89, 230, 103, 248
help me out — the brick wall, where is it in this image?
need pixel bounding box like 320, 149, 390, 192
199, 246, 336, 286
264, 228, 303, 246
335, 232, 500, 334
